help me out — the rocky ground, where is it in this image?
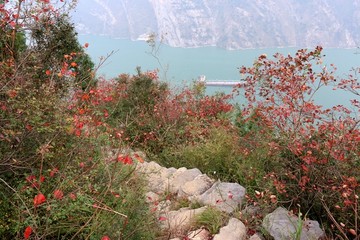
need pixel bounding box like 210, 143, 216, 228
131, 151, 325, 240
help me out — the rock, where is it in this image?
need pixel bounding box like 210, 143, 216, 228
138, 161, 176, 193
169, 168, 202, 194
156, 200, 172, 215
138, 159, 325, 240
75, 1, 360, 50
249, 233, 265, 240
187, 228, 211, 240
196, 181, 246, 213
179, 174, 214, 198
159, 207, 207, 236
136, 161, 162, 174
302, 220, 325, 240
241, 205, 261, 216
213, 218, 247, 240
262, 207, 324, 240
145, 191, 160, 204
146, 191, 171, 215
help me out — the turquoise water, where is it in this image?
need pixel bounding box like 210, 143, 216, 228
78, 35, 360, 109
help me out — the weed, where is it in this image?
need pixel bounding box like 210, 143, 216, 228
194, 207, 229, 235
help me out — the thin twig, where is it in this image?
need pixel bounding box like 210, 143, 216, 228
321, 198, 349, 240
87, 203, 128, 218
0, 177, 37, 229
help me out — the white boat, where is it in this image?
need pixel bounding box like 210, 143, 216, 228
198, 75, 243, 86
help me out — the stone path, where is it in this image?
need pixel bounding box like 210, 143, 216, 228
133, 151, 324, 240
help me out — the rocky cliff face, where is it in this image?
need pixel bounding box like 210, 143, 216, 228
73, 0, 360, 49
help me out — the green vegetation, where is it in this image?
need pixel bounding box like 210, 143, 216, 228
194, 207, 229, 234
1, 1, 359, 239
0, 1, 158, 239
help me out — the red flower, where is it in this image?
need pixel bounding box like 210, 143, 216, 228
24, 226, 32, 239
101, 236, 111, 240
117, 155, 133, 165
53, 189, 64, 200
33, 193, 46, 206
123, 155, 133, 165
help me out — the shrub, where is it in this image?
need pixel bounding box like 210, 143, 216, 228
158, 126, 241, 181
0, 1, 159, 239
235, 47, 359, 237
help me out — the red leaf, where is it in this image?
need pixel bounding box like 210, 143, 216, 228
81, 93, 90, 101
9, 21, 16, 28
25, 124, 33, 131
349, 229, 357, 236
75, 129, 81, 137
24, 226, 32, 239
33, 193, 46, 206
133, 153, 144, 163
7, 89, 17, 98
301, 164, 309, 172
103, 109, 109, 118
78, 108, 86, 115
40, 175, 45, 182
26, 175, 36, 183
49, 168, 58, 177
158, 216, 167, 221
53, 189, 64, 200
69, 193, 77, 200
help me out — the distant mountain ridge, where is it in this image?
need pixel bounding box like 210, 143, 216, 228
72, 0, 360, 49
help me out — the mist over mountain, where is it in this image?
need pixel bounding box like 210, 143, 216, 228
72, 0, 360, 49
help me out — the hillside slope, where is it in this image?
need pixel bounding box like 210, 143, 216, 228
72, 0, 360, 49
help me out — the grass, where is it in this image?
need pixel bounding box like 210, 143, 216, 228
194, 207, 229, 235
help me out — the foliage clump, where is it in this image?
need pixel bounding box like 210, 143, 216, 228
0, 1, 158, 239
233, 47, 359, 238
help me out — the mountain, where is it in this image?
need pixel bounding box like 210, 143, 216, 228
72, 0, 360, 49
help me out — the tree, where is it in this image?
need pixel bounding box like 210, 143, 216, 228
30, 14, 95, 90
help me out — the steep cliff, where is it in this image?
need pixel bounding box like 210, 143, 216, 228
72, 0, 360, 49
